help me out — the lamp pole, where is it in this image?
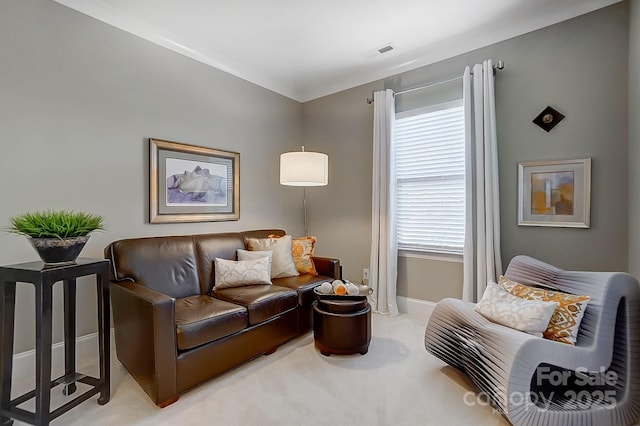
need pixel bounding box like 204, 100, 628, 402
303, 186, 308, 237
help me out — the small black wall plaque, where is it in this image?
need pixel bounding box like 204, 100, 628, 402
533, 106, 565, 132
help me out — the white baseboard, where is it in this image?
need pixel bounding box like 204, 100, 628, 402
397, 296, 436, 319
12, 328, 116, 384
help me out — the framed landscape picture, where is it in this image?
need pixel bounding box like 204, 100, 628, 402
149, 138, 239, 223
518, 158, 591, 228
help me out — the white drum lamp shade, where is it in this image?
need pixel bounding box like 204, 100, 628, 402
280, 147, 328, 236
280, 151, 328, 186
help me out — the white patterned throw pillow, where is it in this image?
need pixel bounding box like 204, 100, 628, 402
214, 257, 272, 289
474, 281, 559, 336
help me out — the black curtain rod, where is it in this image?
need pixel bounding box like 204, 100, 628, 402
366, 60, 504, 104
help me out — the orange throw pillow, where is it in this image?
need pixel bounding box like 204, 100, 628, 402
498, 276, 590, 345
269, 235, 318, 275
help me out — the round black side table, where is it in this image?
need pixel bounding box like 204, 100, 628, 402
312, 295, 371, 356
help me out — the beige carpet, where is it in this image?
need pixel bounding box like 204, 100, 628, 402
12, 313, 510, 426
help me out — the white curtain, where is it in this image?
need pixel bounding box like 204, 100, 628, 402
370, 89, 399, 316
462, 60, 503, 303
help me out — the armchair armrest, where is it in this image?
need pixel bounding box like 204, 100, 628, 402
312, 256, 341, 279
110, 281, 178, 406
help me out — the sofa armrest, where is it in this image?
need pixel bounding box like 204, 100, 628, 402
111, 281, 178, 406
312, 256, 341, 279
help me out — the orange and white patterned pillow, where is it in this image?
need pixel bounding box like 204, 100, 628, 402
498, 276, 590, 345
291, 236, 318, 275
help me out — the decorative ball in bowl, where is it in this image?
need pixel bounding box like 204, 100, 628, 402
314, 279, 372, 297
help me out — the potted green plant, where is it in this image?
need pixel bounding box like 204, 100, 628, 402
8, 210, 105, 265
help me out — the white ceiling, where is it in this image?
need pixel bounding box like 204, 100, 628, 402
54, 0, 620, 102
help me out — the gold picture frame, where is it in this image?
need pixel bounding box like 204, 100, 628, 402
518, 158, 591, 228
149, 138, 239, 223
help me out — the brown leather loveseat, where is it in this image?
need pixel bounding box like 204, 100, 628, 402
104, 229, 340, 407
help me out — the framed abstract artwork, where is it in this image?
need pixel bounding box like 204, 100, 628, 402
149, 138, 239, 223
518, 158, 591, 228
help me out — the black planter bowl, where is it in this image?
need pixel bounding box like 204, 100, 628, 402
29, 236, 89, 266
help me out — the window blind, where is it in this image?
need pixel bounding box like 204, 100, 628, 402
394, 102, 465, 254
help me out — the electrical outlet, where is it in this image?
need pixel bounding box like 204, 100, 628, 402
362, 268, 369, 281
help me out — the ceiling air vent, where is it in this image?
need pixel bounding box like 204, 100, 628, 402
362, 43, 395, 59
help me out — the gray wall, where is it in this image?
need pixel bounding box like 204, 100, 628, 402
303, 2, 630, 301
493, 3, 629, 274
629, 0, 640, 278
0, 0, 304, 354
302, 81, 382, 282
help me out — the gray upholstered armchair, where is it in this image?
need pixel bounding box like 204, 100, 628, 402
424, 255, 640, 426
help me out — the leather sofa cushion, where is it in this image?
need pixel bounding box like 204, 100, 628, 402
107, 236, 201, 298
175, 295, 248, 351
212, 285, 297, 325
273, 274, 330, 306
193, 233, 246, 294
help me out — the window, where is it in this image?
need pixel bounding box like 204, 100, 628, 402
394, 100, 465, 255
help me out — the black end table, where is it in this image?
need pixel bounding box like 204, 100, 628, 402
0, 258, 110, 425
313, 295, 371, 356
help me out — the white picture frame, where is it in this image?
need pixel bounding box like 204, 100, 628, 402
518, 158, 591, 228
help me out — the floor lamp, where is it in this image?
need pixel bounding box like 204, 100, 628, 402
280, 146, 328, 236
